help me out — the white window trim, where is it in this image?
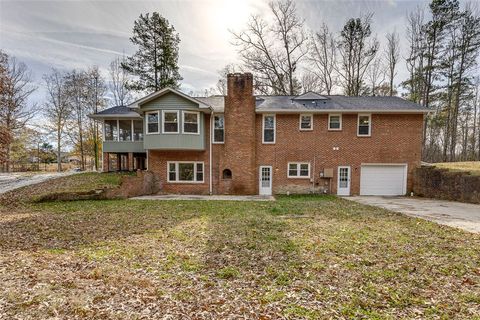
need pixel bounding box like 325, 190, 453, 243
262, 114, 276, 144
212, 114, 225, 144
167, 161, 204, 183
357, 113, 372, 137
328, 114, 342, 131
162, 110, 180, 134
299, 114, 313, 131
146, 111, 160, 135
182, 111, 200, 135
287, 162, 311, 179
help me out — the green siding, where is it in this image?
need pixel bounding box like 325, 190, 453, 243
140, 92, 206, 150
141, 92, 199, 111
144, 112, 205, 150
103, 141, 145, 153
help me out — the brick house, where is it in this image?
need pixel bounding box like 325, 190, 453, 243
90, 73, 428, 196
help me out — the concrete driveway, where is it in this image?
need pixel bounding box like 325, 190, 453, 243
0, 172, 77, 194
348, 196, 480, 234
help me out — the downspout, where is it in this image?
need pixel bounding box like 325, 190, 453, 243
209, 111, 213, 195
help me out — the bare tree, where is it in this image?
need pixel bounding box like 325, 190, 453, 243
109, 56, 132, 106
0, 51, 37, 172
366, 57, 386, 96
215, 64, 239, 95
385, 31, 400, 96
43, 69, 71, 172
308, 24, 337, 95
231, 0, 307, 95
300, 71, 322, 93
86, 66, 107, 170
336, 14, 379, 96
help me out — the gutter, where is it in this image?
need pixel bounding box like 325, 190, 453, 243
209, 112, 213, 195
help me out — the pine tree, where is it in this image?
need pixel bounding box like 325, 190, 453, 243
122, 12, 182, 92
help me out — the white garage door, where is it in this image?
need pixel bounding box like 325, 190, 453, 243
360, 164, 407, 196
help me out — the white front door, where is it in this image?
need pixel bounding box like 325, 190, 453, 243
337, 166, 351, 196
259, 166, 272, 195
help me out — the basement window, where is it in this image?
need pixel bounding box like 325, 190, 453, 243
168, 161, 204, 183
357, 114, 371, 136
222, 169, 232, 179
288, 162, 310, 178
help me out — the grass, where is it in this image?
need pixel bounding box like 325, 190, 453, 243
0, 195, 479, 318
435, 161, 480, 175
0, 172, 134, 205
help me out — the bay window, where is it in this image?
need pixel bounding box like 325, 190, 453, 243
183, 111, 199, 134
163, 110, 179, 133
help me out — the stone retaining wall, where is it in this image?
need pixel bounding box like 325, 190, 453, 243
413, 166, 480, 204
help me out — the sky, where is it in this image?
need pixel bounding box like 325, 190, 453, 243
0, 0, 431, 110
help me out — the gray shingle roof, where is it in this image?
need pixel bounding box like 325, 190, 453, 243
195, 96, 225, 113
255, 95, 428, 112
90, 106, 142, 118
293, 92, 328, 100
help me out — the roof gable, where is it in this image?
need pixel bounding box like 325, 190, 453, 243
129, 87, 212, 110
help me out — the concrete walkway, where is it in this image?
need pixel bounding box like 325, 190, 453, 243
130, 194, 276, 201
348, 196, 480, 234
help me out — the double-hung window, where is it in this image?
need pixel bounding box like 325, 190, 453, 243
183, 111, 200, 134
163, 110, 179, 133
213, 114, 224, 143
263, 114, 275, 144
299, 114, 313, 131
168, 161, 204, 183
357, 114, 371, 136
328, 114, 342, 131
288, 163, 310, 178
146, 112, 159, 134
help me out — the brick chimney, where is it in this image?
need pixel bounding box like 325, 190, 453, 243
222, 73, 257, 194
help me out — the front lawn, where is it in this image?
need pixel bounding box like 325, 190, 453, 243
0, 196, 479, 318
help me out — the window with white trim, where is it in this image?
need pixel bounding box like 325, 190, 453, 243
213, 114, 224, 143
146, 112, 159, 134
167, 161, 204, 183
328, 114, 342, 130
183, 111, 199, 134
357, 114, 371, 136
288, 162, 310, 178
263, 114, 275, 143
162, 110, 179, 133
299, 114, 313, 130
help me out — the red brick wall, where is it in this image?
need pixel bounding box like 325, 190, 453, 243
255, 113, 423, 195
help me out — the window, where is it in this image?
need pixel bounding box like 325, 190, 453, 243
162, 110, 179, 133
299, 114, 313, 131
213, 114, 224, 143
146, 112, 159, 134
358, 114, 371, 136
263, 114, 275, 144
328, 114, 342, 131
288, 162, 310, 178
133, 120, 143, 141
222, 169, 232, 179
119, 120, 132, 141
167, 161, 204, 183
183, 111, 200, 134
104, 120, 117, 141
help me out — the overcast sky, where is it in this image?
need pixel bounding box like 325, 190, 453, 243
1, 0, 431, 108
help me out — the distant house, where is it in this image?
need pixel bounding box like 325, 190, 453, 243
90, 73, 428, 196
